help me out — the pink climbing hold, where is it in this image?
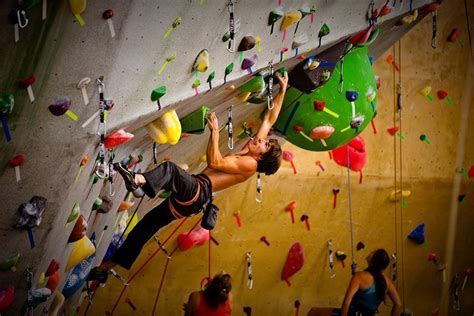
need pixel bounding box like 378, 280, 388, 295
178, 227, 209, 251
281, 242, 305, 286
282, 150, 297, 174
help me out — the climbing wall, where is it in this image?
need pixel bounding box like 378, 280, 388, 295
0, 0, 469, 315
82, 1, 474, 315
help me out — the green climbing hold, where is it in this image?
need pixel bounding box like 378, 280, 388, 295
0, 253, 20, 271
238, 75, 266, 93
0, 93, 14, 115
192, 79, 201, 89
159, 191, 172, 199
151, 86, 167, 102
268, 9, 284, 26
299, 6, 312, 18
318, 23, 330, 38
225, 63, 234, 75
180, 105, 210, 134
67, 203, 80, 223
246, 96, 266, 104
207, 71, 215, 84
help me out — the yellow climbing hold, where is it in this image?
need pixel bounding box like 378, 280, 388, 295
48, 292, 65, 316
65, 236, 96, 271
280, 11, 303, 31
389, 190, 411, 201
146, 110, 182, 145
193, 49, 210, 73
69, 0, 86, 26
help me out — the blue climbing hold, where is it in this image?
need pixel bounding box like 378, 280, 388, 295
408, 223, 425, 244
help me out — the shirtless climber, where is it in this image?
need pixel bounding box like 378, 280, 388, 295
87, 71, 288, 282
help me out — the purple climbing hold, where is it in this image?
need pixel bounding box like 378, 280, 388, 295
241, 54, 258, 70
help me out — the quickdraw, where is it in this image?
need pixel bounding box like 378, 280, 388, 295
107, 150, 116, 196
397, 83, 402, 120
24, 268, 34, 315
227, 105, 234, 150
256, 173, 262, 203
153, 142, 158, 165
267, 62, 274, 110
246, 252, 253, 289
96, 77, 107, 179
391, 253, 397, 282
327, 240, 336, 278
227, 0, 236, 53
451, 273, 460, 310
431, 10, 437, 49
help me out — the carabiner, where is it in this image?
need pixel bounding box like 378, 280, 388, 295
256, 173, 262, 203
227, 106, 234, 150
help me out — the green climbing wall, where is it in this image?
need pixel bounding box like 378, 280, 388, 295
274, 46, 377, 151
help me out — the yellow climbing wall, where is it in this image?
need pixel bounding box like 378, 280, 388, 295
83, 0, 474, 314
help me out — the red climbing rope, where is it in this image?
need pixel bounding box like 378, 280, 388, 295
150, 216, 203, 315
109, 216, 190, 315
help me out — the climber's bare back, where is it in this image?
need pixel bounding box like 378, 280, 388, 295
203, 154, 256, 192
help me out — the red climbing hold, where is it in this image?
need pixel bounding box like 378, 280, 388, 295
281, 242, 305, 286
0, 286, 15, 313
468, 165, 474, 178
437, 90, 448, 100
348, 26, 373, 45
178, 227, 209, 251
331, 136, 367, 172
104, 129, 134, 149
45, 259, 60, 277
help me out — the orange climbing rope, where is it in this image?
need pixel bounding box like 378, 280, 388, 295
150, 216, 203, 315
109, 216, 190, 314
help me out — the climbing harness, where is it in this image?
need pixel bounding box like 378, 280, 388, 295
327, 240, 336, 278
431, 10, 437, 49
226, 105, 234, 150
267, 61, 274, 110
246, 252, 253, 289
256, 173, 262, 203
227, 0, 236, 52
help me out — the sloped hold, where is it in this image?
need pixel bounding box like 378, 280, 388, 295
104, 129, 134, 149
193, 49, 210, 73
309, 125, 334, 140
332, 136, 367, 172
238, 75, 265, 93
241, 54, 258, 70
180, 106, 210, 134
0, 286, 15, 313
238, 36, 256, 52
68, 215, 87, 243
0, 253, 20, 271
65, 235, 96, 271
280, 11, 302, 31
48, 292, 65, 316
281, 242, 305, 284
48, 97, 71, 116
67, 203, 80, 224
292, 34, 309, 49
146, 110, 182, 145
408, 223, 425, 244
